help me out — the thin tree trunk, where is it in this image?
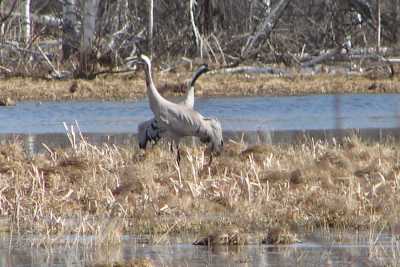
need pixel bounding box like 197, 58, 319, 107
21, 0, 31, 44
249, 0, 255, 31
62, 0, 78, 60
148, 0, 154, 58
377, 0, 381, 53
80, 0, 99, 76
190, 0, 203, 58
396, 0, 400, 42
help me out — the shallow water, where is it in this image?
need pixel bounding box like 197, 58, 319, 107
0, 231, 397, 267
1, 94, 400, 134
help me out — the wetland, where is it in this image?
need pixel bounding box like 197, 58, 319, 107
1, 71, 400, 266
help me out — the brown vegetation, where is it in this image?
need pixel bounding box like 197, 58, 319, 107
1, 70, 400, 102
1, 132, 400, 240
88, 258, 154, 267
193, 226, 248, 246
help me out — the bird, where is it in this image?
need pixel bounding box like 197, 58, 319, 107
130, 54, 223, 163
137, 63, 209, 149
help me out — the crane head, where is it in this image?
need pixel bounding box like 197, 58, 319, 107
139, 54, 151, 66
198, 64, 209, 73
125, 54, 151, 68
189, 64, 209, 88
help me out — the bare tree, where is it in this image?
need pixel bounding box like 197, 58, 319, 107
79, 0, 99, 76
62, 0, 79, 60
376, 0, 381, 53
397, 0, 400, 42
1, 0, 400, 79
21, 0, 31, 44
148, 0, 154, 57
241, 0, 292, 59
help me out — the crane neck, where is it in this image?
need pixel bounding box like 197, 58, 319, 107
143, 61, 155, 93
190, 65, 208, 87
183, 65, 208, 108
142, 59, 168, 112
182, 85, 194, 108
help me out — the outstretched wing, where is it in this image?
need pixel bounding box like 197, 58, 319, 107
137, 118, 165, 149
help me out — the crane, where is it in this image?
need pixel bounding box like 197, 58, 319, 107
137, 64, 209, 149
130, 55, 223, 163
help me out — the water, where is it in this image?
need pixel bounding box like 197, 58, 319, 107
1, 94, 400, 134
1, 95, 400, 266
0, 231, 397, 266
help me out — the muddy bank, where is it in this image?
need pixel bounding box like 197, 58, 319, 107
0, 69, 399, 102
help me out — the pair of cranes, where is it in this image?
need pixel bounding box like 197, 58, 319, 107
131, 55, 223, 163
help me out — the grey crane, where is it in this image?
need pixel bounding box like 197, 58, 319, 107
131, 54, 223, 163
137, 63, 209, 149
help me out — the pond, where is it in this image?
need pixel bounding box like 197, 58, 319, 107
1, 94, 400, 134
1, 94, 400, 266
0, 230, 397, 266
2, 93, 400, 154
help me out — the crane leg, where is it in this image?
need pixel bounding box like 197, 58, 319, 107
170, 142, 174, 152
176, 150, 181, 165
207, 153, 213, 166
176, 145, 181, 165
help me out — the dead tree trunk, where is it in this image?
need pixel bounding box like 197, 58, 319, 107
203, 0, 210, 34
397, 0, 400, 42
21, 0, 31, 44
148, 0, 154, 58
190, 0, 203, 58
376, 0, 381, 53
301, 46, 343, 68
241, 0, 291, 59
79, 0, 99, 76
62, 0, 79, 60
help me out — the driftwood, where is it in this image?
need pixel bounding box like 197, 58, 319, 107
387, 58, 400, 63
299, 43, 396, 78
213, 66, 287, 76
0, 65, 11, 73
0, 11, 62, 28
0, 42, 54, 60
301, 46, 343, 68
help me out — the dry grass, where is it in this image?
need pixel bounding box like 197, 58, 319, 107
1, 69, 400, 102
1, 129, 400, 242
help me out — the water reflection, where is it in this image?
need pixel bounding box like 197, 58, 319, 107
0, 231, 397, 267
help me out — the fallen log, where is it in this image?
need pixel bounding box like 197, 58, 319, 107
213, 66, 287, 76
300, 46, 343, 68
0, 41, 54, 60
0, 11, 62, 27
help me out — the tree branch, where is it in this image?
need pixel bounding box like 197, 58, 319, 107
241, 0, 292, 58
